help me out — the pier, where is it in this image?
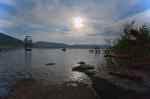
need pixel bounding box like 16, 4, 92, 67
89, 49, 110, 54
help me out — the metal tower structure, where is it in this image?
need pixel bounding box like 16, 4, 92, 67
24, 36, 32, 51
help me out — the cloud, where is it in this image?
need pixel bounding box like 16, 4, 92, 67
0, 19, 17, 27
0, 0, 14, 6
86, 9, 150, 38
118, 9, 150, 26
0, 0, 150, 44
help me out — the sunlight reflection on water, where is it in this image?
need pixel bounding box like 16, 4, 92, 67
0, 48, 104, 96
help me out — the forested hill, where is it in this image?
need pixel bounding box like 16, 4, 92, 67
34, 41, 111, 49
0, 33, 23, 47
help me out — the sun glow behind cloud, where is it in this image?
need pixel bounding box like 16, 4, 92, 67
73, 17, 84, 29
0, 0, 150, 44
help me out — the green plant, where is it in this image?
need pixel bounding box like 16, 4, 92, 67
106, 21, 150, 69
112, 22, 150, 57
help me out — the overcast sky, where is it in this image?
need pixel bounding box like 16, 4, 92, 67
0, 0, 150, 44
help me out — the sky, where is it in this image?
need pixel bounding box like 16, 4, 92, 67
0, 0, 150, 44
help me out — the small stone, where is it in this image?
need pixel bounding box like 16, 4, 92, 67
78, 61, 85, 64
46, 63, 56, 66
72, 64, 95, 72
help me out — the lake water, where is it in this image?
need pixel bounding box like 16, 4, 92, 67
0, 48, 104, 96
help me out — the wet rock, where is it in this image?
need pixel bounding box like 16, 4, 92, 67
78, 61, 85, 64
90, 75, 149, 99
82, 70, 150, 99
67, 81, 79, 87
46, 63, 56, 66
90, 76, 120, 99
72, 64, 95, 72
84, 70, 96, 76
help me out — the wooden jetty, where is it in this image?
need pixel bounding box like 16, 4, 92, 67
89, 49, 110, 54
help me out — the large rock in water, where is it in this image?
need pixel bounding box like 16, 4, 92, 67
8, 79, 98, 99
78, 61, 86, 64
83, 70, 150, 99
90, 75, 150, 99
72, 64, 95, 72
46, 63, 56, 66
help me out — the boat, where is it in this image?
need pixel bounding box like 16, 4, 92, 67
62, 48, 66, 51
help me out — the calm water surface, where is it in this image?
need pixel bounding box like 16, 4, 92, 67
0, 48, 104, 96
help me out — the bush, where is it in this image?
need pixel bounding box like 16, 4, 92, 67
105, 21, 150, 70
111, 22, 150, 58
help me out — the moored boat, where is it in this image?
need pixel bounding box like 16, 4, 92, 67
62, 48, 66, 51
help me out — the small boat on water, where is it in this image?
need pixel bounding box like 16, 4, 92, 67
62, 48, 66, 51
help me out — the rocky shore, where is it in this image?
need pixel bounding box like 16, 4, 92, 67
90, 70, 150, 99
7, 78, 98, 99
72, 62, 150, 99
2, 61, 150, 99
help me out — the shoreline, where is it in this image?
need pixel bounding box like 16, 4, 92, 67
6, 78, 98, 99
71, 63, 150, 99
1, 67, 150, 99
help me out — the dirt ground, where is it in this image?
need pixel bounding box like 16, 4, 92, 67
7, 78, 99, 99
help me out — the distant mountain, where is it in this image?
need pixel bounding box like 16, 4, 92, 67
70, 44, 111, 49
34, 41, 68, 48
33, 41, 111, 49
0, 33, 23, 46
